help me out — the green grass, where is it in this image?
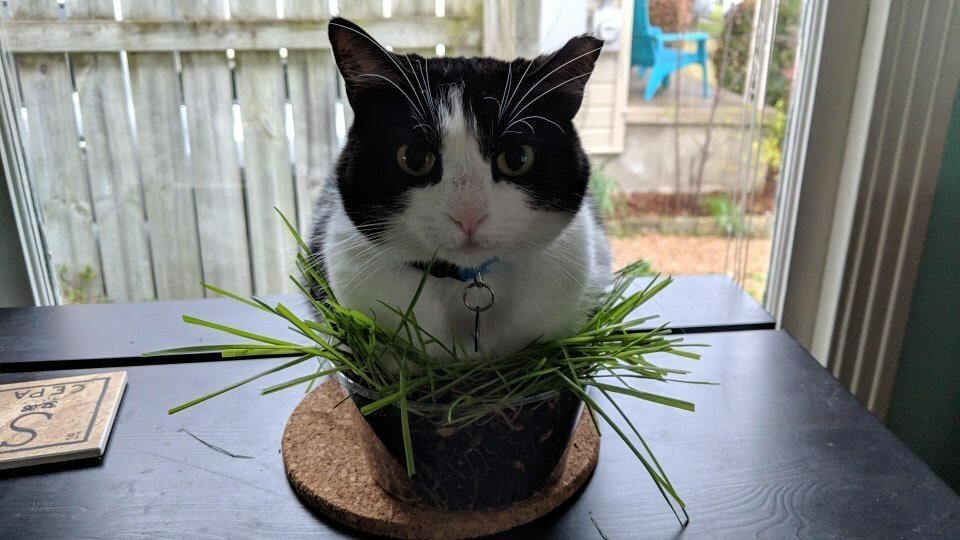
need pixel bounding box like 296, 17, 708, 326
151, 210, 706, 525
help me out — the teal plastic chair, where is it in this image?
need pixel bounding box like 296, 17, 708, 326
631, 0, 710, 100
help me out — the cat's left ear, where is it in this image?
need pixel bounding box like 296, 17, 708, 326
328, 17, 401, 106
525, 35, 603, 120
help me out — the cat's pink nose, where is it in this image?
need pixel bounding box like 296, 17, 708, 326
449, 212, 488, 236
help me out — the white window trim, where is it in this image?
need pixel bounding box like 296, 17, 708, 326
0, 45, 57, 307
768, 0, 878, 348
771, 0, 960, 418
765, 0, 832, 323
810, 0, 891, 363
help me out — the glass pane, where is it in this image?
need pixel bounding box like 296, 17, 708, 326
0, 0, 801, 305
601, 0, 802, 302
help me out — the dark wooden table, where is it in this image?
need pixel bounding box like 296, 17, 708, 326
0, 275, 773, 372
1, 330, 956, 538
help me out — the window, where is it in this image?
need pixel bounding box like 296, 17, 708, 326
0, 0, 799, 305
597, 0, 802, 302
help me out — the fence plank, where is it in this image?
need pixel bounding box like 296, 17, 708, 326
10, 1, 105, 302
181, 55, 254, 295
483, 0, 517, 59
177, 1, 254, 296
72, 53, 157, 302
380, 0, 443, 58
172, 0, 222, 20
123, 0, 204, 300
68, 0, 156, 302
0, 19, 482, 53
281, 0, 325, 19
285, 1, 337, 235
514, 0, 540, 58
392, 0, 437, 16
447, 0, 483, 18
436, 1, 483, 56
233, 1, 298, 295
338, 1, 384, 18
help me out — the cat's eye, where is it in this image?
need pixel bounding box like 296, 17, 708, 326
496, 145, 535, 177
396, 144, 436, 176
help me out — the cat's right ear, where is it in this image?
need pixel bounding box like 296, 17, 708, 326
328, 17, 397, 104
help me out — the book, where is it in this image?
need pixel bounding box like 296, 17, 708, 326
0, 371, 127, 470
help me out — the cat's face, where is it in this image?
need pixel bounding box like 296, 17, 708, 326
329, 18, 602, 267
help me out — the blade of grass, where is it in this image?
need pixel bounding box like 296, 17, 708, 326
169, 354, 312, 414
181, 315, 303, 347
557, 372, 686, 526
399, 357, 416, 476
202, 283, 270, 312
260, 365, 347, 394
143, 344, 297, 357
596, 385, 690, 526
585, 382, 695, 412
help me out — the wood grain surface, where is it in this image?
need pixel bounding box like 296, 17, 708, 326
0, 330, 956, 538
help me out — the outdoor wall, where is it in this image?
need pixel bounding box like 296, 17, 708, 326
885, 85, 960, 492
602, 111, 768, 194
575, 0, 633, 154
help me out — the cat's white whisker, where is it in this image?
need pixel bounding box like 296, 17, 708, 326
357, 74, 428, 125
417, 57, 435, 116
505, 115, 566, 135
505, 46, 603, 123
339, 240, 419, 299
404, 55, 432, 121
412, 123, 434, 135
337, 250, 395, 295
503, 59, 535, 123
499, 63, 514, 120
526, 255, 572, 301
329, 22, 430, 120
507, 70, 595, 126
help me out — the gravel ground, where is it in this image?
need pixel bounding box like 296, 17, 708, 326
608, 233, 771, 301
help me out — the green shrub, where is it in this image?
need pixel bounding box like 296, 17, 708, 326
589, 164, 624, 219
711, 0, 802, 108
762, 99, 788, 174
57, 264, 107, 304
700, 195, 743, 235
647, 0, 693, 33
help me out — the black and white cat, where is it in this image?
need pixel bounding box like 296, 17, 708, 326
310, 18, 611, 359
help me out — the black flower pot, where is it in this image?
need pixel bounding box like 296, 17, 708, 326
338, 373, 584, 511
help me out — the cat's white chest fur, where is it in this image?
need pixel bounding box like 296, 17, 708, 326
322, 198, 611, 360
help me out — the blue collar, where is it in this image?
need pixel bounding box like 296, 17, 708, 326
410, 258, 499, 282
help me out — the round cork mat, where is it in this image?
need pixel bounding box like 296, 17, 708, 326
281, 379, 600, 539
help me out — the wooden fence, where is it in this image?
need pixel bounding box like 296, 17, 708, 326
0, 0, 629, 303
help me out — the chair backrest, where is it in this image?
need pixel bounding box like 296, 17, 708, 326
631, 0, 660, 67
